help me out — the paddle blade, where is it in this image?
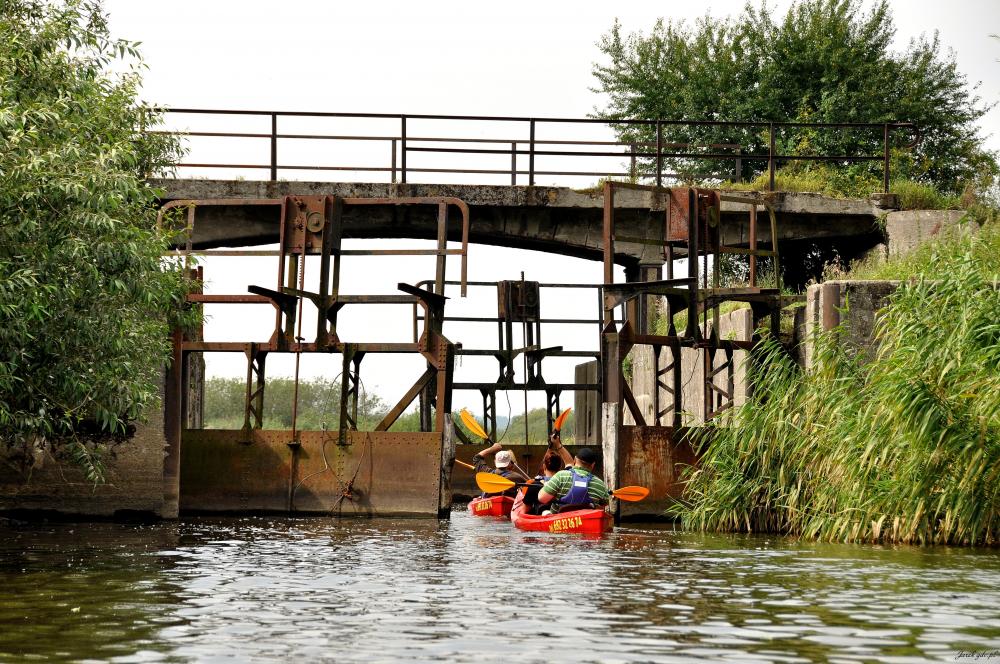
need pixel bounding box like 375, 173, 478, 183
475, 472, 516, 494
460, 409, 489, 440
612, 486, 650, 502
553, 407, 572, 432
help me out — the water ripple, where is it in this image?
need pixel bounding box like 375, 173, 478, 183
0, 513, 999, 662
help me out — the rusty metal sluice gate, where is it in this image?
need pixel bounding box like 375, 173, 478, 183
161, 184, 798, 519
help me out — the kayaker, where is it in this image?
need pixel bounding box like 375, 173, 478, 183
536, 450, 565, 481
522, 434, 575, 514
545, 430, 575, 473
535, 447, 610, 514
471, 442, 526, 497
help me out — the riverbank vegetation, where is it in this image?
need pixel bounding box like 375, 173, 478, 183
0, 1, 190, 481
673, 214, 1000, 544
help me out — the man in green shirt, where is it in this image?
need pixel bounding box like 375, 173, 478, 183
536, 447, 610, 513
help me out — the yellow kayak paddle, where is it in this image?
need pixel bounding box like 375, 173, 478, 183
459, 408, 489, 440
475, 472, 649, 502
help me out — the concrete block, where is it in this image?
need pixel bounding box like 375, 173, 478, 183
885, 210, 970, 256
804, 280, 901, 368
573, 361, 601, 445
0, 388, 169, 518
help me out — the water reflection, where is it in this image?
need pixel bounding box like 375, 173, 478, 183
0, 513, 998, 662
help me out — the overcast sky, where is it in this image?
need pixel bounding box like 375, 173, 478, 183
104, 0, 1000, 421
107, 0, 998, 143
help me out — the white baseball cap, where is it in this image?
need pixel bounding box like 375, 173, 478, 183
494, 450, 514, 468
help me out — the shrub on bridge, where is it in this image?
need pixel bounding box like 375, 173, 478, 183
593, 0, 995, 195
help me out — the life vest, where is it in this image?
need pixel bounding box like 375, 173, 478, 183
558, 468, 593, 507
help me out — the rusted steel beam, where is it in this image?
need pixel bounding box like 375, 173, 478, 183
375, 368, 436, 432
241, 343, 267, 436
338, 345, 363, 442
162, 130, 740, 150
181, 341, 421, 353
160, 109, 918, 191
622, 381, 647, 427
434, 343, 455, 433
163, 196, 470, 297
602, 279, 695, 311
453, 382, 600, 391
189, 294, 272, 304
162, 329, 184, 518
626, 333, 757, 352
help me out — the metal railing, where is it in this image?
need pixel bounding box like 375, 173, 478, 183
158, 109, 918, 192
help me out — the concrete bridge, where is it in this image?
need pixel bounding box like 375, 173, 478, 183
156, 179, 897, 288
1, 110, 918, 521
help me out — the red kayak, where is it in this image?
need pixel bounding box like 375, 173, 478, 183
468, 495, 514, 517
510, 493, 613, 534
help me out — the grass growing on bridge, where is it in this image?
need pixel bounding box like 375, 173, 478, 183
672, 216, 1000, 545
724, 164, 966, 210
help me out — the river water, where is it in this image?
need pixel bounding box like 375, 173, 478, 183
2, 510, 999, 663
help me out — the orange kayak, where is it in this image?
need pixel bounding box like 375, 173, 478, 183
468, 495, 514, 517
510, 495, 613, 534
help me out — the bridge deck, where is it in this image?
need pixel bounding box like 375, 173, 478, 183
154, 179, 895, 270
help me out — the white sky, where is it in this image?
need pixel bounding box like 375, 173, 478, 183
105, 0, 1000, 418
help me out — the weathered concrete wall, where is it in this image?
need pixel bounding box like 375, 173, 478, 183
0, 385, 169, 518
803, 280, 901, 368
626, 307, 753, 427
573, 361, 602, 445
885, 209, 970, 256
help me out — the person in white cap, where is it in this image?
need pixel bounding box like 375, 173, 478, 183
471, 442, 527, 497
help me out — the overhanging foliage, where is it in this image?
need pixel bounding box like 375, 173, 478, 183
0, 0, 190, 480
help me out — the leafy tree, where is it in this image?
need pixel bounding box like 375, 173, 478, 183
501, 408, 575, 445
0, 0, 189, 479
592, 0, 994, 194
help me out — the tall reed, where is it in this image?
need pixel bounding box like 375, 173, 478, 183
672, 220, 1000, 544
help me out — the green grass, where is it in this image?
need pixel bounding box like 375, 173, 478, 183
725, 168, 859, 198
723, 164, 966, 210
892, 179, 962, 210
576, 162, 979, 213
671, 217, 1000, 545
